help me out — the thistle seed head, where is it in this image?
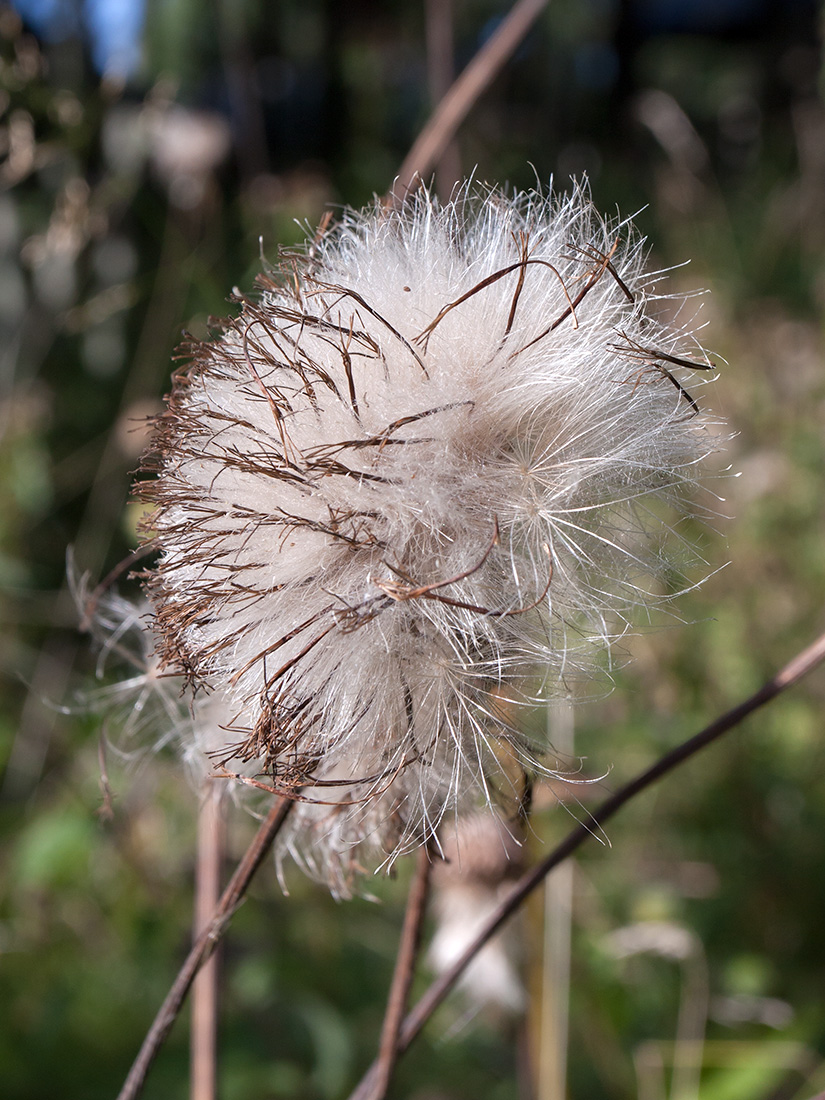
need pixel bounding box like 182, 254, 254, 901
138, 183, 720, 894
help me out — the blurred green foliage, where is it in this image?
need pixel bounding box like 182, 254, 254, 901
1, 1, 824, 1098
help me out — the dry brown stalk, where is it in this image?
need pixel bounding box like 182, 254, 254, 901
392, 0, 551, 202
190, 785, 224, 1100
424, 0, 461, 196
354, 844, 434, 1100
116, 796, 292, 1100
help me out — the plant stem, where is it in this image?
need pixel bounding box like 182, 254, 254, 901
354, 845, 433, 1100
191, 784, 224, 1100
424, 0, 461, 198
393, 0, 551, 202
117, 795, 292, 1100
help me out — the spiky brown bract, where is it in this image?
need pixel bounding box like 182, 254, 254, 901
139, 182, 717, 896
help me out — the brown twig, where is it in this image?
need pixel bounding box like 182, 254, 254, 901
391, 0, 551, 204
191, 785, 224, 1100
116, 796, 292, 1100
347, 628, 825, 1097
425, 0, 461, 198
354, 845, 434, 1100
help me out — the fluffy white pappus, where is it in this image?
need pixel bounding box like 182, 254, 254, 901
69, 563, 246, 790
138, 182, 720, 893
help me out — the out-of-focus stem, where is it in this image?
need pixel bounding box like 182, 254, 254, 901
392, 0, 551, 202
536, 701, 574, 1100
355, 845, 433, 1100
425, 0, 461, 198
191, 784, 224, 1100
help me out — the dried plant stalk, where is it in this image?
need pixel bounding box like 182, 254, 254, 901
116, 798, 291, 1100
191, 785, 223, 1100
394, 0, 552, 200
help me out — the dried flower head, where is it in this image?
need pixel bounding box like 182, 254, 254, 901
138, 183, 718, 893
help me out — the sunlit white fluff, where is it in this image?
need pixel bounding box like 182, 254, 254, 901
138, 182, 719, 894
69, 564, 241, 783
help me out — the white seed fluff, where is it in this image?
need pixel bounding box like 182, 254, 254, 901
139, 183, 718, 894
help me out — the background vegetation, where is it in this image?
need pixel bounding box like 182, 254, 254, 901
1, 1, 824, 1097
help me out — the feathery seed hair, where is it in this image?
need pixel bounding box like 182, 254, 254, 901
138, 183, 718, 894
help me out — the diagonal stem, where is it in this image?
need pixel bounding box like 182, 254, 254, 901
347, 628, 825, 1097
117, 795, 292, 1100
425, 0, 461, 198
392, 0, 551, 203
191, 784, 224, 1100
353, 845, 434, 1100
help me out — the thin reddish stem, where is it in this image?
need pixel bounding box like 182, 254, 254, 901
190, 785, 224, 1100
355, 845, 434, 1100
392, 0, 551, 203
425, 0, 461, 197
117, 796, 292, 1100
